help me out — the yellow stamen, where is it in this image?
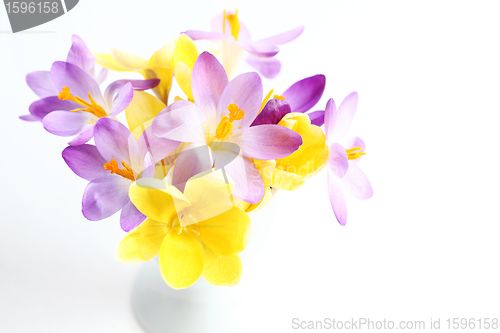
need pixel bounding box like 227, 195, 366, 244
213, 103, 245, 141
58, 87, 107, 118
346, 147, 366, 160
259, 88, 274, 113
103, 159, 135, 181
223, 9, 240, 41
273, 94, 285, 100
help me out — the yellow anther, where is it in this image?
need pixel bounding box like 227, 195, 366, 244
103, 159, 135, 181
58, 86, 107, 118
346, 147, 366, 160
273, 94, 285, 101
223, 9, 240, 40
227, 103, 245, 121
215, 116, 233, 140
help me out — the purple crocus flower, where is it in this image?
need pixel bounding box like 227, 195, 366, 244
152, 52, 302, 204
20, 35, 107, 122
31, 60, 159, 146
253, 74, 326, 126
184, 11, 303, 79
324, 93, 373, 226
62, 118, 179, 231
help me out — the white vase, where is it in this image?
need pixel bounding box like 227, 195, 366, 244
131, 193, 279, 333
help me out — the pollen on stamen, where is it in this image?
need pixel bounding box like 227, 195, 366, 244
273, 94, 286, 101
346, 147, 366, 160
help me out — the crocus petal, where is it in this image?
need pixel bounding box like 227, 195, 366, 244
191, 52, 228, 129
68, 126, 94, 146
202, 249, 242, 287
62, 144, 109, 181
282, 75, 326, 113
272, 169, 305, 191
217, 152, 264, 204
253, 26, 304, 47
329, 142, 349, 178
43, 111, 97, 136
328, 92, 359, 142
137, 126, 180, 166
324, 98, 336, 141
174, 62, 193, 100
183, 169, 234, 212
172, 34, 198, 71
120, 201, 147, 232
103, 79, 160, 108
238, 42, 279, 58
307, 110, 325, 127
26, 71, 58, 98
345, 136, 366, 151
28, 96, 78, 121
246, 56, 281, 79
110, 47, 151, 70
172, 143, 213, 193
216, 72, 263, 129
126, 91, 166, 136
251, 99, 291, 126
93, 52, 130, 72
159, 229, 204, 289
198, 207, 251, 256
93, 118, 133, 166
96, 68, 108, 85
116, 218, 168, 263
235, 125, 302, 160
152, 101, 206, 143
129, 182, 190, 224
67, 36, 95, 77
182, 30, 234, 41
342, 164, 373, 200
108, 82, 133, 117
19, 114, 38, 122
50, 61, 105, 107
327, 169, 347, 226
82, 176, 131, 221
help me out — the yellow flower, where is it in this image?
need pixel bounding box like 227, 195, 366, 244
116, 170, 251, 289
94, 34, 199, 105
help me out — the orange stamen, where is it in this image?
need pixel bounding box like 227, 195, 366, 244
58, 87, 107, 118
346, 147, 366, 160
103, 159, 135, 181
273, 94, 285, 101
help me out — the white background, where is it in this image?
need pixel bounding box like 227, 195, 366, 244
1, 0, 500, 332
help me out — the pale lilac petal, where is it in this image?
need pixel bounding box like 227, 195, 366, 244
62, 144, 109, 181
345, 136, 366, 151
251, 99, 291, 126
68, 126, 94, 146
120, 201, 146, 232
93, 118, 133, 166
43, 111, 97, 136
282, 75, 326, 113
307, 110, 325, 126
238, 42, 279, 58
329, 143, 349, 178
28, 96, 78, 121
141, 153, 156, 179
216, 72, 263, 129
19, 114, 38, 122
108, 82, 133, 117
253, 26, 304, 47
215, 152, 264, 204
152, 101, 207, 143
82, 176, 131, 221
96, 68, 108, 85
103, 79, 160, 107
246, 56, 281, 79
330, 92, 358, 142
324, 98, 336, 141
26, 71, 58, 98
327, 169, 347, 226
67, 36, 95, 77
172, 143, 213, 192
137, 126, 180, 164
234, 125, 302, 160
183, 30, 234, 41
50, 61, 106, 108
342, 164, 373, 200
192, 52, 228, 129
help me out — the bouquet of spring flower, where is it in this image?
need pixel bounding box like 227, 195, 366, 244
21, 10, 373, 289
